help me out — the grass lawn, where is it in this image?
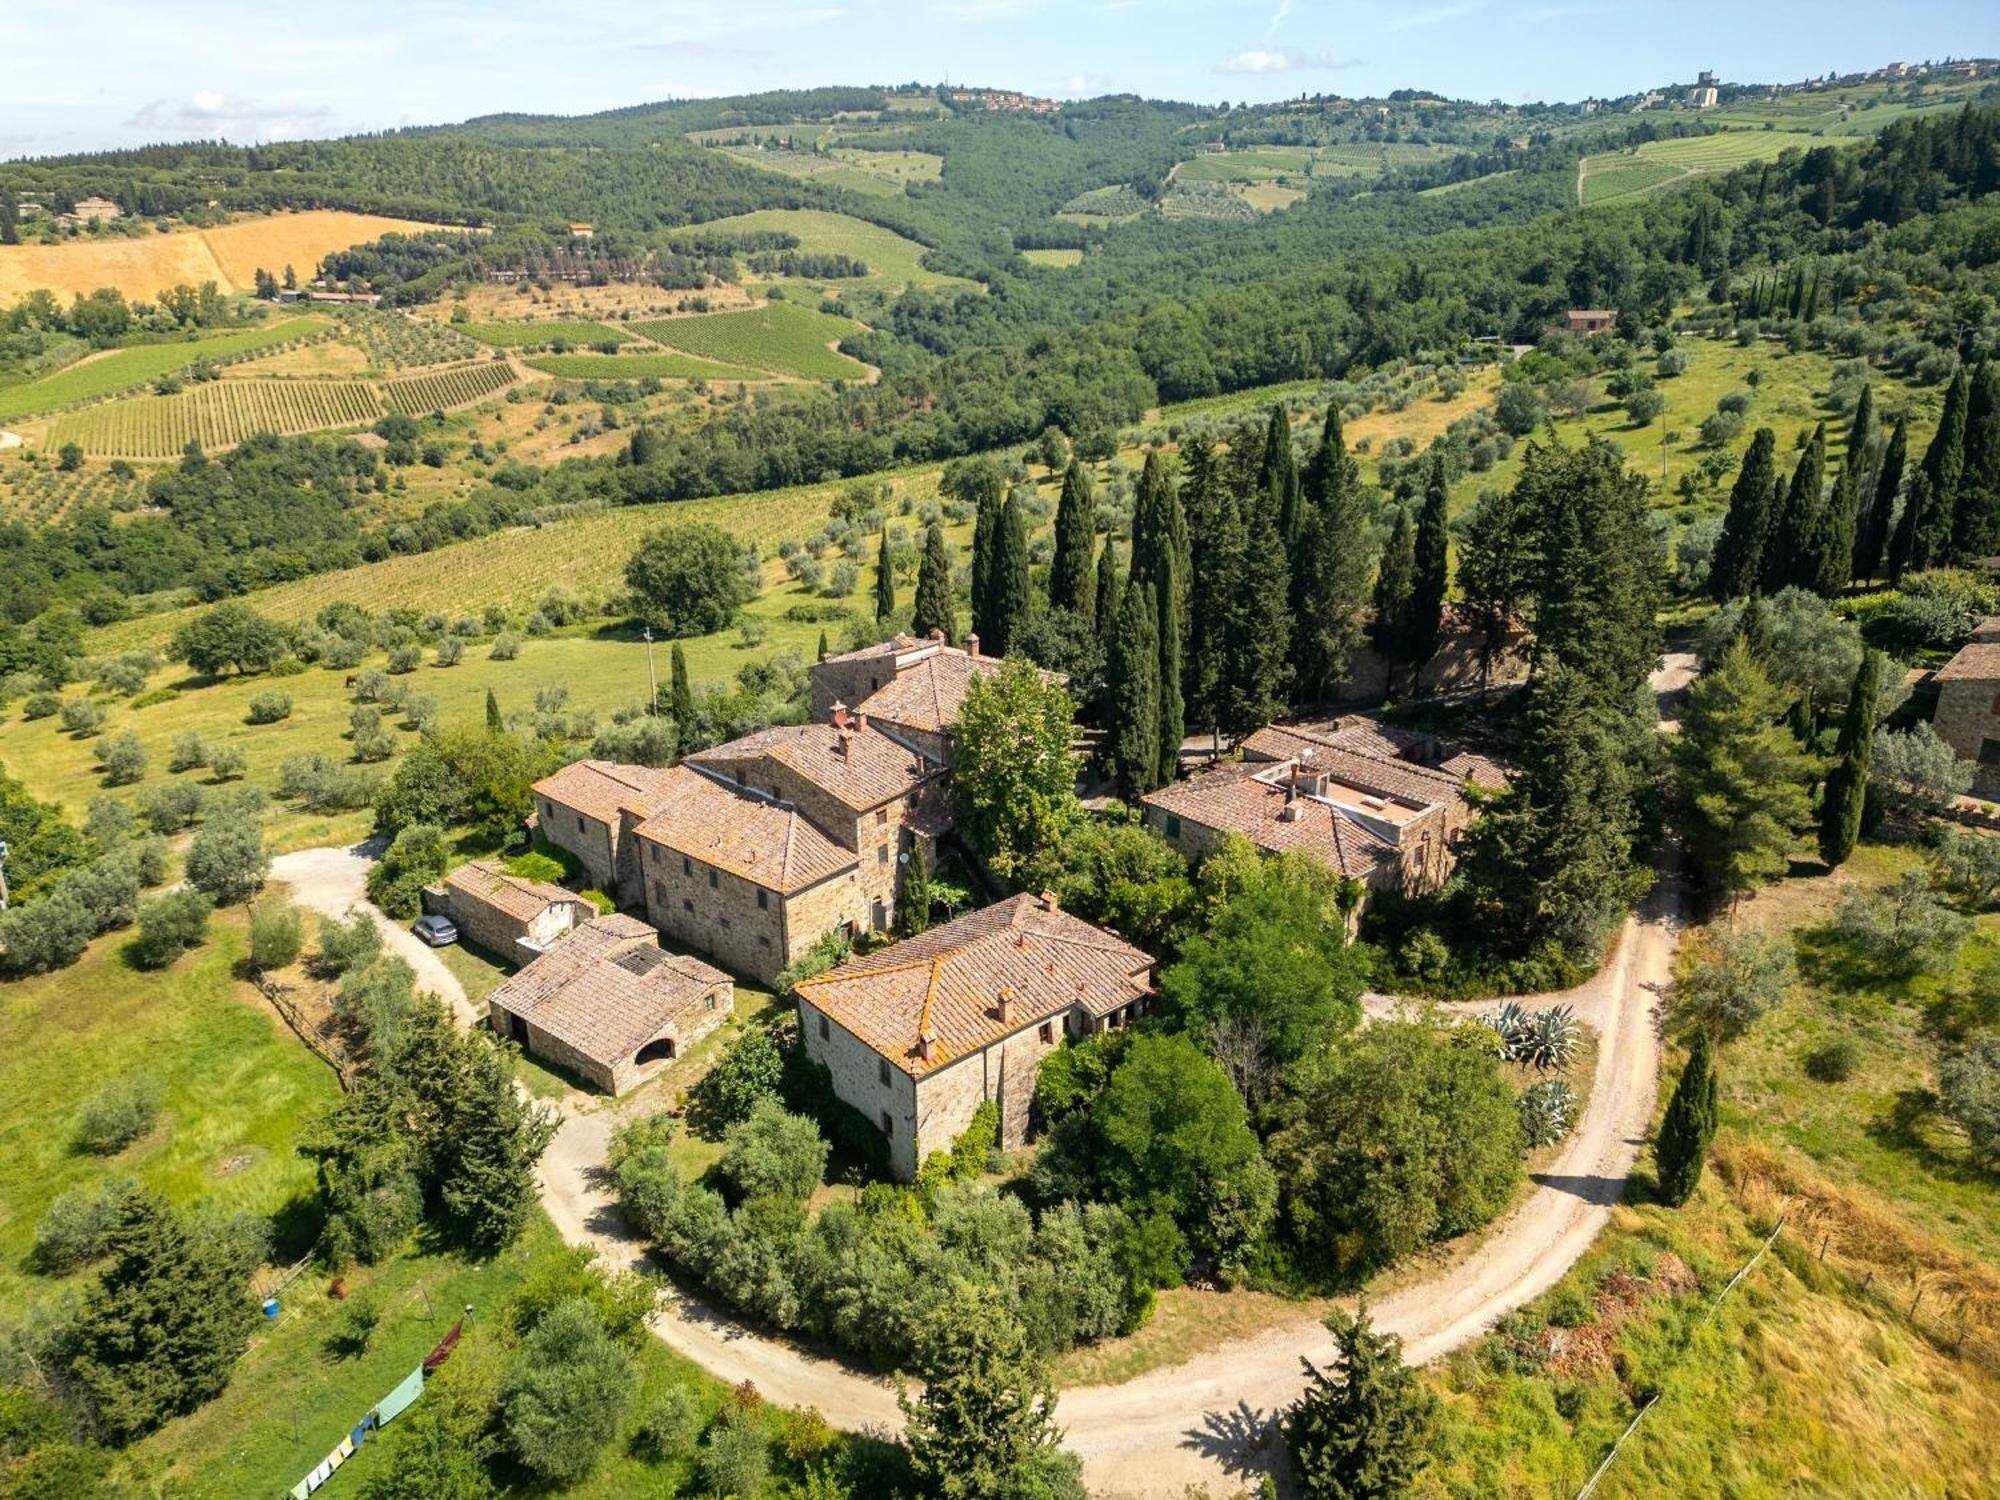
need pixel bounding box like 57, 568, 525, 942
0, 318, 325, 421
632, 301, 872, 381
694, 208, 973, 294
0, 908, 341, 1320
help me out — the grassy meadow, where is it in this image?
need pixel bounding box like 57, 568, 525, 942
0, 317, 325, 422
632, 301, 872, 381
524, 351, 764, 381
696, 207, 972, 294
1579, 130, 1829, 206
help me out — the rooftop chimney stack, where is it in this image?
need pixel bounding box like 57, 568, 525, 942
831, 700, 849, 729
1039, 888, 1060, 912
856, 711, 869, 734
929, 628, 945, 642
996, 987, 1013, 1024
918, 1028, 937, 1063
964, 632, 980, 658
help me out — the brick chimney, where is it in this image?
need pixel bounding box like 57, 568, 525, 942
964, 632, 980, 658
831, 699, 849, 729
855, 711, 869, 733
928, 628, 945, 643
1039, 888, 1060, 912
995, 986, 1013, 1024
836, 729, 851, 757
918, 1028, 937, 1063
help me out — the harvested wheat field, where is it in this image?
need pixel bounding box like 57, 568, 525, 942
0, 211, 457, 303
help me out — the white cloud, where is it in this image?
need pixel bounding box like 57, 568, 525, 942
1264, 0, 1293, 40
125, 92, 333, 143
1214, 47, 1363, 75
1054, 72, 1112, 98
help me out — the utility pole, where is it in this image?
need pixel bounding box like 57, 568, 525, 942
642, 626, 659, 717
0, 838, 9, 910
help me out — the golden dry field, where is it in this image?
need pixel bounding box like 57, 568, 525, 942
0, 211, 454, 302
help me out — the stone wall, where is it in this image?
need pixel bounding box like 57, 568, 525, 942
1934, 680, 2000, 793
798, 996, 921, 1178
1335, 619, 1530, 704
535, 793, 619, 894
639, 836, 874, 985
810, 657, 898, 720
493, 981, 733, 1097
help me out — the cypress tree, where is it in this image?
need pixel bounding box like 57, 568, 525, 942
1259, 405, 1303, 554
1292, 407, 1373, 704
910, 519, 955, 642
1655, 1030, 1719, 1207
1129, 453, 1187, 781
1283, 1305, 1440, 1500
1093, 540, 1121, 646
895, 842, 932, 935
1181, 436, 1230, 736
874, 529, 896, 623
1842, 383, 1879, 495
1819, 649, 1881, 868
969, 470, 1003, 643
1711, 427, 1780, 600
1889, 470, 1931, 584
1958, 360, 2000, 561
1731, 594, 1774, 661
1370, 506, 1417, 682
988, 496, 1032, 659
669, 643, 693, 725
1917, 364, 1969, 567
1107, 581, 1162, 799
1048, 460, 1096, 615
817, 630, 829, 662
1406, 451, 1450, 693
1766, 423, 1826, 595
485, 688, 502, 733
1854, 414, 1905, 585
1217, 484, 1292, 740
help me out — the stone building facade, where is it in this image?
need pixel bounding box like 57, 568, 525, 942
1933, 621, 2000, 795
809, 630, 1065, 765
529, 761, 680, 906
433, 860, 593, 958
487, 915, 733, 1095
793, 893, 1153, 1179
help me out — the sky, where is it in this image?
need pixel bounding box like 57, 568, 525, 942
4, 0, 1997, 160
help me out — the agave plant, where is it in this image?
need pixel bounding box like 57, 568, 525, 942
1516, 1004, 1581, 1072
1518, 1079, 1578, 1147
1484, 1001, 1528, 1058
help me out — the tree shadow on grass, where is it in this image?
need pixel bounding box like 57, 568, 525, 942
1863, 1086, 1992, 1189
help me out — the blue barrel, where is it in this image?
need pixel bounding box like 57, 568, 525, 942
262, 1297, 280, 1320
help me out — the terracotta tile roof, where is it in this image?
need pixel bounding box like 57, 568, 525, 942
1143, 762, 1401, 885
1245, 715, 1510, 795
489, 917, 730, 1067
688, 721, 940, 813
632, 766, 856, 893
1938, 624, 2000, 681
1437, 750, 1513, 790
533, 759, 681, 826
816, 632, 928, 667
443, 860, 585, 924
856, 651, 1064, 735
1240, 727, 1468, 807
795, 895, 1153, 1077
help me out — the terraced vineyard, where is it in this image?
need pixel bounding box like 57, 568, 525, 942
381, 360, 519, 415
1579, 130, 1828, 205
0, 318, 325, 422
461, 319, 633, 348
630, 301, 870, 380
49, 379, 386, 457
525, 352, 762, 381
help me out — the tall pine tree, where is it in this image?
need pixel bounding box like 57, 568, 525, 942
1916, 363, 1969, 569
1766, 423, 1826, 595
1107, 581, 1162, 799
1710, 427, 1780, 600
874, 529, 896, 624
1655, 1030, 1719, 1207
1457, 483, 1536, 699
1889, 470, 1932, 584
1093, 540, 1122, 646
1406, 451, 1451, 693
1854, 414, 1905, 585
1129, 453, 1187, 782
1283, 1305, 1440, 1500
1048, 460, 1096, 616
911, 519, 955, 642
1181, 436, 1231, 737
1217, 482, 1293, 741
1818, 649, 1881, 868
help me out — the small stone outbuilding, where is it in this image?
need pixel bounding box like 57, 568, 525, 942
434, 860, 594, 959
1932, 618, 2000, 795
794, 893, 1153, 1179
487, 915, 733, 1094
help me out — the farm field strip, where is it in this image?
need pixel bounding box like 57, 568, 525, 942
0, 318, 325, 421
1579, 129, 1830, 205
460, 319, 633, 347
525, 352, 765, 381
689, 207, 971, 291
629, 301, 871, 380
380, 360, 520, 415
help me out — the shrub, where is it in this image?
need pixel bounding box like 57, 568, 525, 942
1656, 347, 1689, 377
691, 1025, 785, 1130
434, 637, 464, 667
33, 1181, 132, 1274
140, 780, 205, 832
74, 1075, 163, 1154
386, 643, 423, 674
634, 1388, 703, 1460
245, 691, 291, 725
366, 822, 449, 918
1804, 1037, 1858, 1083
624, 522, 755, 637
500, 1299, 632, 1483
1824, 872, 1970, 979
168, 731, 209, 772
22, 691, 61, 720
696, 1410, 771, 1500
131, 888, 212, 969
59, 699, 108, 737
718, 1100, 829, 1205
1698, 410, 1745, 447
206, 744, 247, 782
490, 630, 522, 661
1938, 1033, 2000, 1162
95, 731, 147, 786
184, 810, 268, 904
1673, 928, 1792, 1040
249, 901, 305, 970
315, 909, 384, 976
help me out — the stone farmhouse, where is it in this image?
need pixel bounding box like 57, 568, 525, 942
488, 915, 732, 1094
1140, 714, 1509, 914
1932, 618, 2000, 794
794, 892, 1154, 1179
430, 859, 595, 959
1563, 309, 1617, 335
808, 630, 1061, 763
532, 706, 949, 985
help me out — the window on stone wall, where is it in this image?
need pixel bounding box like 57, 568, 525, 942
877, 845, 888, 864
705, 994, 716, 1010
1165, 813, 1181, 838
683, 856, 692, 876
708, 868, 719, 889
1039, 1021, 1053, 1044
878, 1057, 891, 1086
575, 814, 585, 833
819, 1014, 830, 1040
879, 1110, 893, 1137
682, 898, 694, 913
1982, 738, 2000, 766
876, 808, 888, 826
757, 888, 769, 910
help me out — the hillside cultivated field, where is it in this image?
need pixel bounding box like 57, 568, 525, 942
631, 300, 872, 380
1578, 130, 1825, 205
0, 317, 324, 421
460, 319, 633, 348
525, 351, 764, 381
695, 207, 971, 292
0, 458, 146, 522
1023, 247, 1085, 267
49, 378, 386, 457
0, 211, 456, 303
380, 359, 519, 415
